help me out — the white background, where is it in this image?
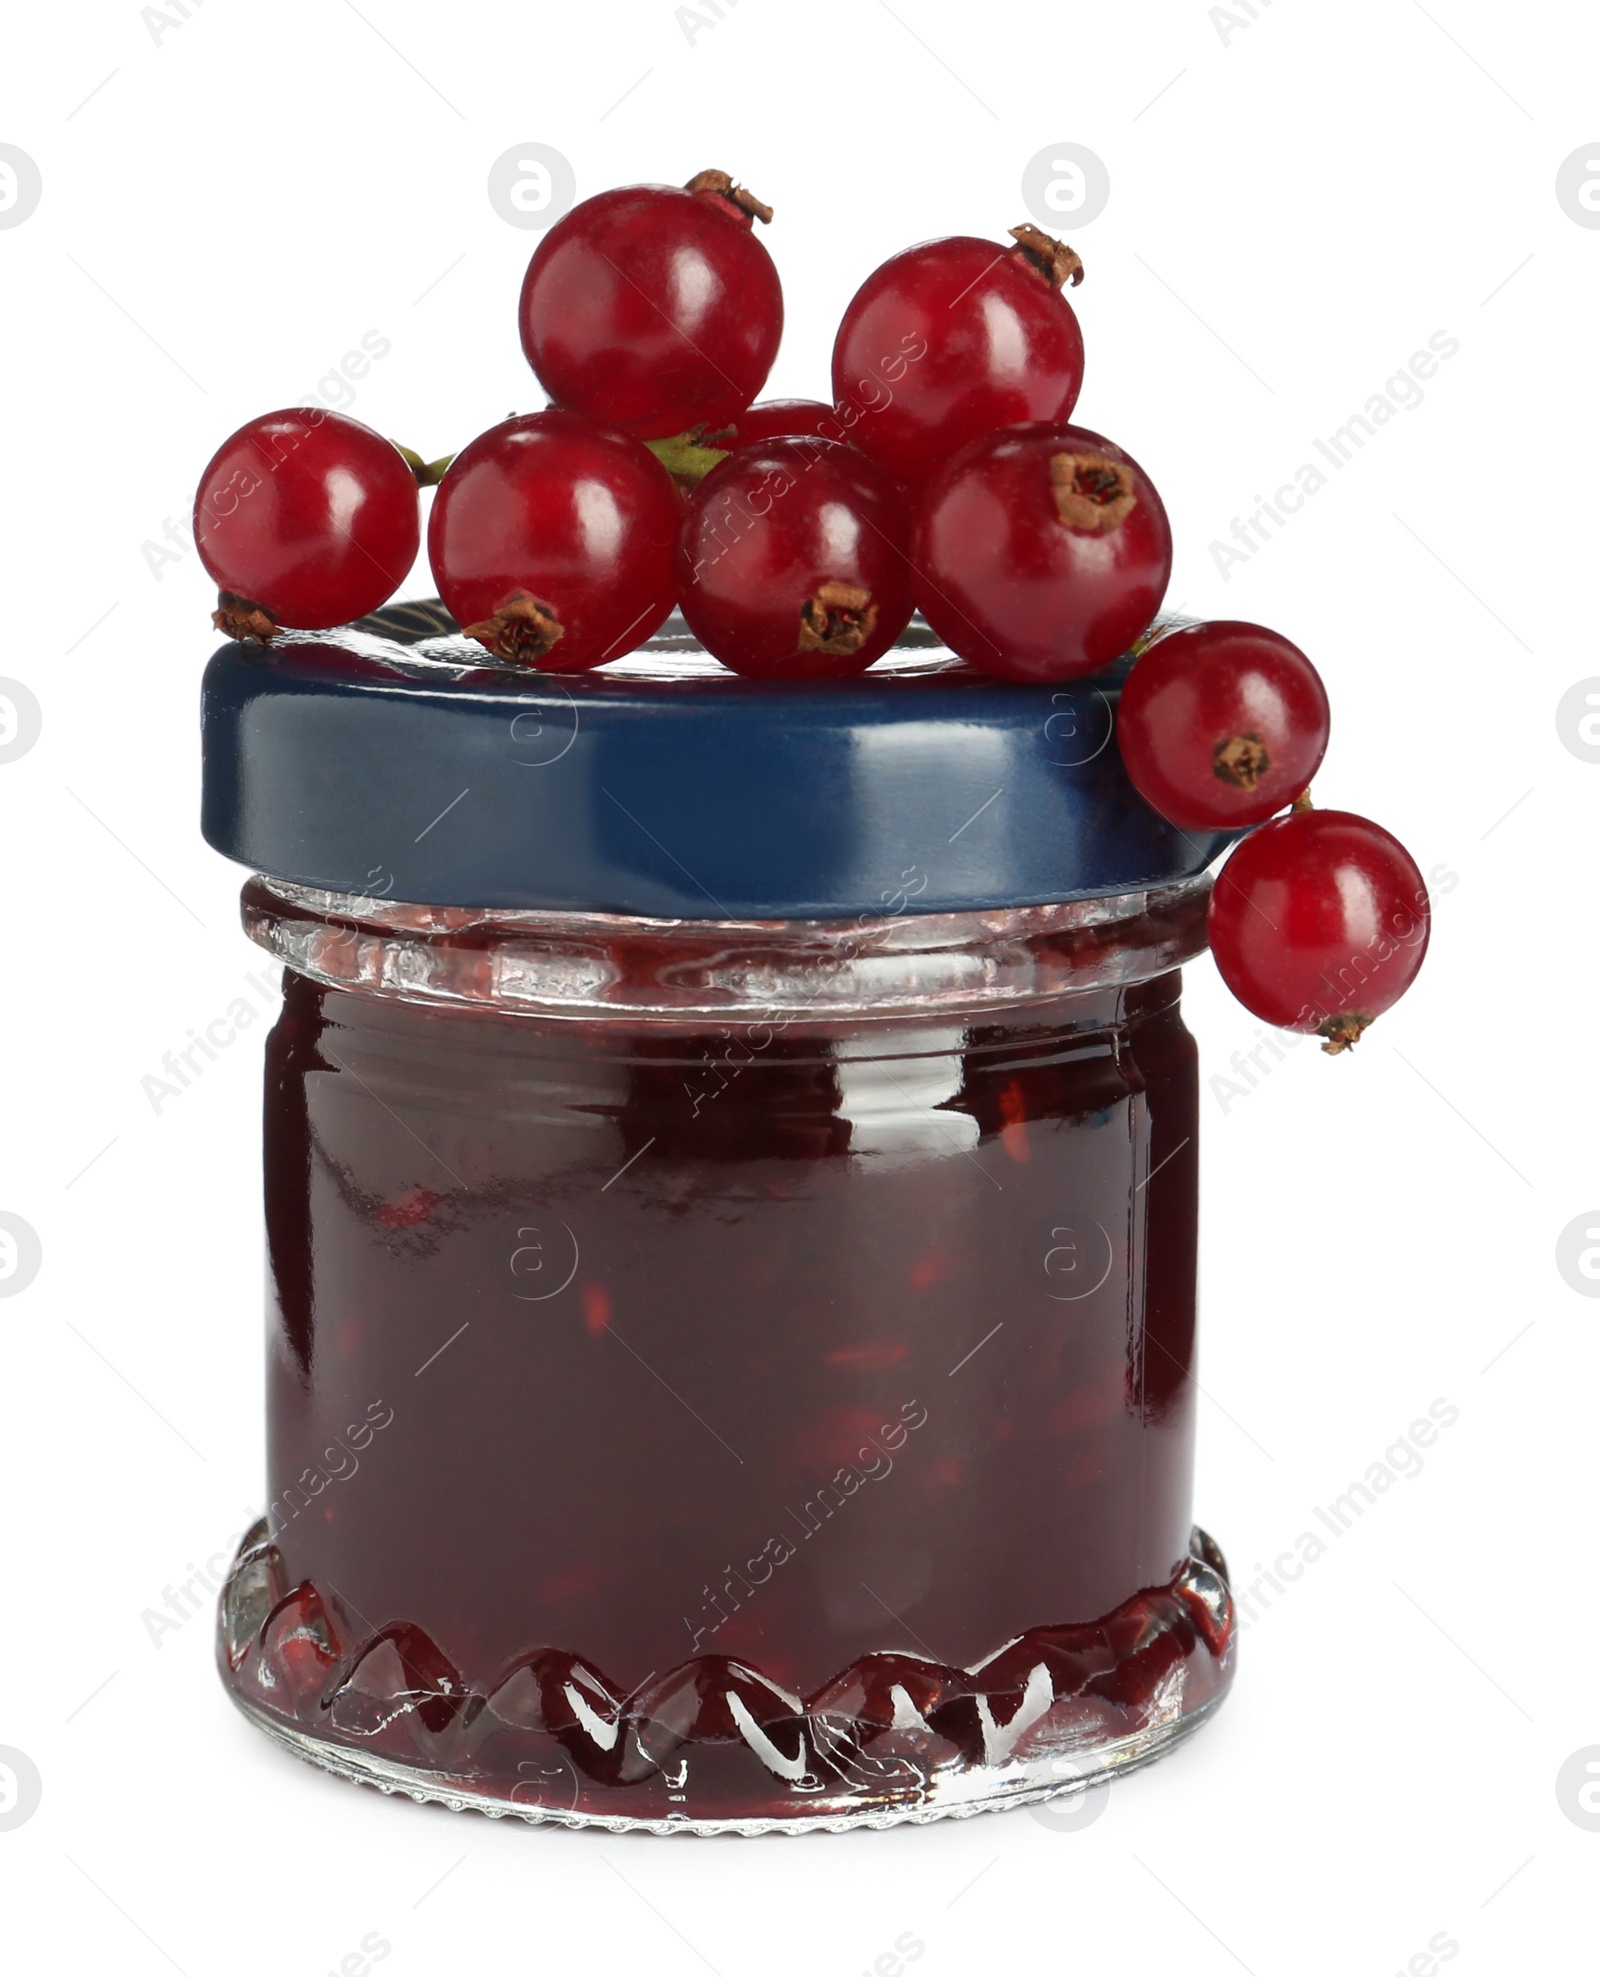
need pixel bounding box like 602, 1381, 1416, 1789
0, 1, 1594, 1971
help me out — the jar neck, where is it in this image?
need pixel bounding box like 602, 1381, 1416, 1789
242, 875, 1210, 1024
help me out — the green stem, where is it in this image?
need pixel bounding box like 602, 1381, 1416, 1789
394, 443, 456, 488
645, 430, 731, 485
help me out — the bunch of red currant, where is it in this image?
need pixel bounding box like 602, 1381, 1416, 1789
193, 167, 1428, 1052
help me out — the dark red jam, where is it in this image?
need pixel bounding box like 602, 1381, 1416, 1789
218, 882, 1233, 1828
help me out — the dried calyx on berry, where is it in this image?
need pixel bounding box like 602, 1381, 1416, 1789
213, 590, 279, 644
1050, 452, 1137, 533
798, 581, 877, 656
684, 169, 773, 226
1009, 223, 1084, 289
461, 592, 566, 665
1318, 1013, 1373, 1056
1213, 734, 1270, 791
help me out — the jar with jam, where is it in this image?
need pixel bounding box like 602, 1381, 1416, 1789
202, 610, 1236, 1834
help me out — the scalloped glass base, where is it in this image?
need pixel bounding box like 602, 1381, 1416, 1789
232, 1688, 1229, 1836
218, 1526, 1234, 1833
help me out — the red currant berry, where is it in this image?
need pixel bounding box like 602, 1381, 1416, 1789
645, 400, 847, 493
706, 398, 844, 451
519, 170, 783, 440
1207, 809, 1430, 1052
912, 423, 1171, 682
427, 410, 679, 671
831, 225, 1084, 482
676, 437, 913, 679
194, 408, 420, 639
1118, 621, 1331, 829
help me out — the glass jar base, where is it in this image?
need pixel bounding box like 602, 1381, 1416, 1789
229, 1688, 1230, 1836
217, 1527, 1235, 1834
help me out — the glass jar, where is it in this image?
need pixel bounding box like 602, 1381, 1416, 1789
204, 615, 1236, 1833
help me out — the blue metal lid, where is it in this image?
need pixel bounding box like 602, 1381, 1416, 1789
200, 604, 1228, 920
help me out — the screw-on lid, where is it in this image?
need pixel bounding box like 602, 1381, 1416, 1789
200, 605, 1229, 920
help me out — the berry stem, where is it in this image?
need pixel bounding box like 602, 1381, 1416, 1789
394, 444, 456, 488
1292, 788, 1314, 812
1009, 224, 1084, 289
644, 430, 731, 485
684, 169, 773, 226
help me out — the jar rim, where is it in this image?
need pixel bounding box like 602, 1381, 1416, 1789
243, 872, 1211, 1022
